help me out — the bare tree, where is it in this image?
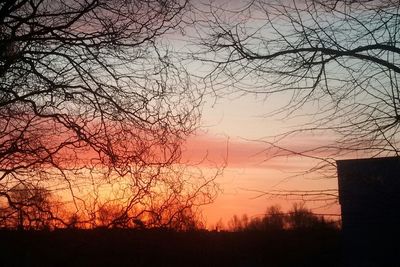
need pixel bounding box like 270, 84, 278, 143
0, 183, 64, 230
195, 0, 400, 157
193, 0, 400, 202
0, 0, 217, 228
286, 203, 327, 230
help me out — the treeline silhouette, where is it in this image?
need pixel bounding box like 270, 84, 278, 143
0, 184, 204, 231
1, 186, 339, 233
223, 204, 339, 232
1, 204, 341, 267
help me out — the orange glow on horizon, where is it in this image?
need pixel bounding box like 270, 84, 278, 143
182, 133, 341, 227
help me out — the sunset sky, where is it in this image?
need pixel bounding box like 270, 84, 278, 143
2, 0, 398, 265
172, 0, 366, 226
6, 0, 393, 231
183, 93, 341, 226
168, 6, 344, 225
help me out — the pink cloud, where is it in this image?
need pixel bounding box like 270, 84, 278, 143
182, 133, 335, 170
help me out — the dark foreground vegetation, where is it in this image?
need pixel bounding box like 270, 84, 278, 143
1, 227, 340, 267
1, 204, 341, 266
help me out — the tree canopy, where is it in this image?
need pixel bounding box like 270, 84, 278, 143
0, 0, 216, 229
196, 0, 400, 160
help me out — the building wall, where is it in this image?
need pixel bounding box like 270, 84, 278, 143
337, 157, 400, 266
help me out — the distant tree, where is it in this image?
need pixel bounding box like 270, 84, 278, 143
262, 205, 285, 231
95, 202, 124, 228
0, 0, 217, 227
286, 203, 326, 230
0, 183, 61, 230
168, 207, 205, 231
227, 214, 244, 231
246, 217, 262, 231
246, 205, 285, 232
213, 218, 225, 232
67, 213, 79, 229
145, 187, 210, 231
239, 204, 338, 232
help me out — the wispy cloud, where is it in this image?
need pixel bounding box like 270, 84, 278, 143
182, 132, 335, 170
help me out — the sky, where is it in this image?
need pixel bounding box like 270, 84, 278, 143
173, 0, 362, 227
0, 0, 351, 229
2, 0, 398, 237
182, 93, 341, 227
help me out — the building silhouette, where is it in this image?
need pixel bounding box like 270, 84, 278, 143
337, 157, 400, 266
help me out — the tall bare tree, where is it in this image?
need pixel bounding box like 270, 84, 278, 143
0, 0, 217, 228
196, 0, 400, 158
192, 0, 400, 204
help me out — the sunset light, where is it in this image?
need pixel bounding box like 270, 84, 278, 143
1, 0, 399, 266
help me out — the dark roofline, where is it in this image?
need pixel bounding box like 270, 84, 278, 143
336, 156, 400, 165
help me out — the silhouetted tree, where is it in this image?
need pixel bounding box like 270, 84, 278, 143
67, 213, 79, 229
213, 218, 225, 232
245, 205, 285, 232
286, 203, 326, 230
262, 205, 285, 231
0, 183, 63, 230
0, 0, 217, 228
228, 214, 246, 231
196, 0, 400, 167
193, 0, 400, 205
234, 204, 338, 232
